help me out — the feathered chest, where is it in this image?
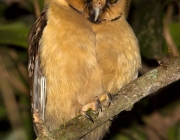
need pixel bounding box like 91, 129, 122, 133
28, 0, 141, 134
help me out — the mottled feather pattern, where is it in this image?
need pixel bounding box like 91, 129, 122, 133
28, 5, 48, 124
28, 5, 47, 78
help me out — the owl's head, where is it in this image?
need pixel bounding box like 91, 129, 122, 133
65, 0, 130, 23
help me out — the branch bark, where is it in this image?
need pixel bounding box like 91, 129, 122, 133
37, 56, 180, 140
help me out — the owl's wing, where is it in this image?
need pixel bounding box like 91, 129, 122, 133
28, 5, 48, 123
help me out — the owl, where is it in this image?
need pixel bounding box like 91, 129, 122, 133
28, 0, 141, 139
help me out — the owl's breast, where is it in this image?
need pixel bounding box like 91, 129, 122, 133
92, 17, 141, 92
40, 2, 105, 129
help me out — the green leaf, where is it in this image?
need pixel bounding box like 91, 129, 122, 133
0, 22, 30, 48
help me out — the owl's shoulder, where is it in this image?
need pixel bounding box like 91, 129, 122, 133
46, 2, 92, 31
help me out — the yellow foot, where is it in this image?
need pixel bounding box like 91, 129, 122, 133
99, 92, 112, 107
81, 93, 112, 122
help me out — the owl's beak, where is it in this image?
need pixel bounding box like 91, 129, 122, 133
94, 7, 100, 22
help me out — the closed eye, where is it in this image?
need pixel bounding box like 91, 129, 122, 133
108, 0, 118, 4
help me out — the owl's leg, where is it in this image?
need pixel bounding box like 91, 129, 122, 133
81, 93, 112, 122
99, 92, 112, 107
81, 111, 94, 123
81, 97, 102, 123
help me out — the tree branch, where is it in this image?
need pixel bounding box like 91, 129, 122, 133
37, 56, 180, 140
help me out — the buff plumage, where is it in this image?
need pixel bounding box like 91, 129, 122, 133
28, 0, 141, 139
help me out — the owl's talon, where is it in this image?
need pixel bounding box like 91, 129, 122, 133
106, 93, 112, 107
81, 96, 103, 122
95, 96, 102, 112
99, 92, 113, 107
82, 111, 94, 123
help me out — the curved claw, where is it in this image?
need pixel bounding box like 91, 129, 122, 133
106, 93, 112, 107
80, 94, 111, 123
83, 111, 94, 123
95, 96, 102, 112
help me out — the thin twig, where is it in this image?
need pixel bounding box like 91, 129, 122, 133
33, 0, 41, 18
177, 2, 180, 22
9, 49, 28, 81
0, 49, 29, 95
0, 60, 24, 139
163, 3, 179, 57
